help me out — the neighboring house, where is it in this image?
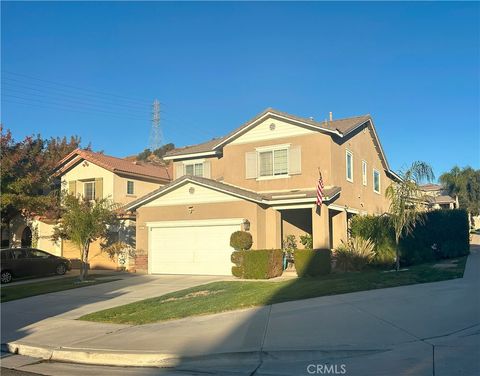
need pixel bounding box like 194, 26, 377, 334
124, 108, 400, 275
420, 184, 458, 210
27, 149, 171, 269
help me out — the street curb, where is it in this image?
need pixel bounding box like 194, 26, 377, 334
2, 341, 390, 369
2, 341, 261, 368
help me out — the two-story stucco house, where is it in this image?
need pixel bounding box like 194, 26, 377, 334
124, 108, 400, 275
420, 184, 457, 210
51, 148, 171, 269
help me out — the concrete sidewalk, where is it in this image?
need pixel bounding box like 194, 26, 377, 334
2, 239, 480, 375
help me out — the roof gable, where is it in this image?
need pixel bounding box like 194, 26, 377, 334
142, 181, 242, 207
55, 149, 171, 182
228, 114, 317, 146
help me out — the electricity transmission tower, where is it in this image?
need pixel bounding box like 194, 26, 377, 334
149, 99, 162, 150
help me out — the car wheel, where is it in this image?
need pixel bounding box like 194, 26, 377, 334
55, 263, 67, 275
1, 271, 13, 284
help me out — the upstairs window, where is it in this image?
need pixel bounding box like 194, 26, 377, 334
362, 160, 367, 186
127, 181, 135, 195
185, 162, 204, 177
346, 150, 353, 182
259, 148, 288, 177
373, 169, 381, 193
84, 181, 95, 200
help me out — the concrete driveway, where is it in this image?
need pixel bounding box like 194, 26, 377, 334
1, 273, 230, 343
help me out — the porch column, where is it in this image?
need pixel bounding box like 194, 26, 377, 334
265, 208, 282, 249
331, 210, 348, 249
312, 205, 330, 249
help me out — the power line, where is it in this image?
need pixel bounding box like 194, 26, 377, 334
2, 70, 156, 105
2, 97, 150, 122
2, 90, 151, 118
2, 79, 151, 112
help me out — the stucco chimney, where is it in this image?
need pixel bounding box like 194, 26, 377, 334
329, 112, 333, 121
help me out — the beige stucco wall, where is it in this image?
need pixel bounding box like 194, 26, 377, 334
62, 161, 163, 206
62, 239, 117, 270
61, 161, 115, 200
33, 220, 62, 256
113, 174, 162, 205
223, 132, 333, 192
329, 124, 392, 214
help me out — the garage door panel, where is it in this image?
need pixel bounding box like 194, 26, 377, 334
149, 222, 239, 275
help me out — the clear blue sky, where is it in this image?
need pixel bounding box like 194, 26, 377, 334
2, 1, 479, 178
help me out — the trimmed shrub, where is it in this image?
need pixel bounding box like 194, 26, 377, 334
231, 249, 283, 279
294, 249, 331, 277
399, 209, 470, 265
350, 215, 396, 267
230, 231, 253, 251
334, 238, 376, 272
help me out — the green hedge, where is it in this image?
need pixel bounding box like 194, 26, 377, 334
399, 209, 470, 265
350, 215, 396, 267
294, 249, 331, 277
230, 231, 253, 251
231, 249, 283, 279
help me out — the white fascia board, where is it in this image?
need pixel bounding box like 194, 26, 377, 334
272, 204, 316, 210
163, 150, 219, 161
263, 197, 315, 205
146, 218, 244, 228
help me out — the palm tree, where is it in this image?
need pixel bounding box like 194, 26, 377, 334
386, 161, 435, 271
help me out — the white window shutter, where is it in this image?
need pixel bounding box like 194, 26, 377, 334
289, 146, 302, 175
175, 163, 184, 179
245, 151, 257, 179
203, 161, 211, 178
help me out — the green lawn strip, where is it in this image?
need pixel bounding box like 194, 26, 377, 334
1, 275, 121, 302
80, 256, 467, 325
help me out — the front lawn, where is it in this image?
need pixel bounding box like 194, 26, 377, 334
80, 256, 467, 325
1, 274, 121, 302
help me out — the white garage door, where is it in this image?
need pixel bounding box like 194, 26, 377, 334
149, 219, 242, 275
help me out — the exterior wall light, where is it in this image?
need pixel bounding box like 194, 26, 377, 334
243, 219, 250, 231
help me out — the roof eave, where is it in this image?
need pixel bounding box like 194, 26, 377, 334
163, 150, 221, 161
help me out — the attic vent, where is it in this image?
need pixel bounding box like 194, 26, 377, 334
269, 123, 276, 131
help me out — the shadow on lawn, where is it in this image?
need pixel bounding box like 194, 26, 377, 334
169, 243, 479, 376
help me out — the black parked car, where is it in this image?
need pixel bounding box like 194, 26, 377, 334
0, 248, 72, 284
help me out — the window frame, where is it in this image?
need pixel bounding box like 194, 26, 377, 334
373, 168, 381, 194
83, 180, 96, 200
184, 162, 204, 177
346, 150, 353, 182
127, 180, 135, 195
362, 160, 367, 186
256, 144, 290, 180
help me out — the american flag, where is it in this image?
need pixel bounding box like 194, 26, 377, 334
316, 173, 325, 206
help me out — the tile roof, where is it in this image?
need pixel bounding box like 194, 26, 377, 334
124, 175, 341, 211
433, 195, 456, 204
164, 108, 371, 158
55, 149, 171, 182
420, 184, 443, 191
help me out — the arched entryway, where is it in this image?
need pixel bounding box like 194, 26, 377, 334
21, 227, 32, 247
